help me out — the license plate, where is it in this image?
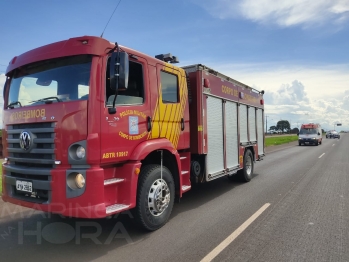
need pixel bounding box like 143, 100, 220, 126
16, 180, 33, 193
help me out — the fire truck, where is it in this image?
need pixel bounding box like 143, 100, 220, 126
2, 36, 265, 231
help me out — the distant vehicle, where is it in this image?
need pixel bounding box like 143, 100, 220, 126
327, 130, 340, 139
330, 131, 341, 139
298, 123, 322, 146
326, 131, 333, 138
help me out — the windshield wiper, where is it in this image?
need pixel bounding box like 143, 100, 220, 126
30, 96, 62, 104
6, 101, 22, 109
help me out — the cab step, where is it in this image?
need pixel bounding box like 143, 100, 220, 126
106, 204, 130, 214
182, 185, 191, 192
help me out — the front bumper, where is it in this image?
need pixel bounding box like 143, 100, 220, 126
299, 139, 317, 144
2, 161, 141, 218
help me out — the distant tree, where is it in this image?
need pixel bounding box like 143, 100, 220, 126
277, 120, 291, 133
291, 127, 299, 134
321, 129, 325, 134
269, 125, 277, 131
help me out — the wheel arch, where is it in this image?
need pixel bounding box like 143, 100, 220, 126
245, 146, 255, 161
131, 139, 182, 197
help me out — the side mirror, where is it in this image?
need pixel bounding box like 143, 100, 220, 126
297, 133, 299, 136
109, 52, 129, 90
318, 132, 320, 135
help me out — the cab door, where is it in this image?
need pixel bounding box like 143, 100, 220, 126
149, 64, 188, 150
100, 55, 152, 163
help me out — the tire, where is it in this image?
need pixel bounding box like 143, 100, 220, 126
299, 142, 302, 146
315, 141, 319, 146
133, 164, 175, 231
237, 149, 254, 182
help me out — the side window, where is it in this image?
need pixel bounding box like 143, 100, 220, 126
160, 71, 178, 103
106, 59, 144, 105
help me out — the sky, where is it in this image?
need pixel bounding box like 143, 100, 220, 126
1, 0, 349, 131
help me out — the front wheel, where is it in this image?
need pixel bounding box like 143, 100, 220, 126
133, 164, 175, 231
238, 149, 254, 182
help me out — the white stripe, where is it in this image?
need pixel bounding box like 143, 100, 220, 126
318, 153, 325, 158
200, 203, 270, 262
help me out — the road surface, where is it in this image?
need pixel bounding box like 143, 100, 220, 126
0, 135, 348, 261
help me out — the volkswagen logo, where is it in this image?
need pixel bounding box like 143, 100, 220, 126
19, 131, 32, 151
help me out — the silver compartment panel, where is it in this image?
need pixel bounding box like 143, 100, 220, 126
206, 96, 224, 174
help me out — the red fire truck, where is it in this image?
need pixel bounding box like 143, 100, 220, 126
2, 36, 265, 230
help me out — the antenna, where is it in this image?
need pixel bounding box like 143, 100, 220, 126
100, 0, 122, 38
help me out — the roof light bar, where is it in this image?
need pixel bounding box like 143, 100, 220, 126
155, 53, 179, 64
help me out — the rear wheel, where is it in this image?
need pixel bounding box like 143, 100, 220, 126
133, 164, 175, 231
237, 149, 254, 182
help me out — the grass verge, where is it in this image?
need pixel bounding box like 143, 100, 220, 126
265, 135, 298, 147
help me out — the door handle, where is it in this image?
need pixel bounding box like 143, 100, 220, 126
147, 116, 152, 132
181, 118, 185, 131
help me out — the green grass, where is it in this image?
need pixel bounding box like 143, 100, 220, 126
265, 135, 299, 147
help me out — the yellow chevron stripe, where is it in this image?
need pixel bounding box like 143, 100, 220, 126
161, 103, 173, 137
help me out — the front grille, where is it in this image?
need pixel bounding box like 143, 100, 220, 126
5, 122, 55, 203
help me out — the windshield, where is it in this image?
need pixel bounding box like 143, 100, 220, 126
7, 55, 92, 108
299, 128, 317, 135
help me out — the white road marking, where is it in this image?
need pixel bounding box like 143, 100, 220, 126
200, 203, 271, 262
318, 153, 325, 158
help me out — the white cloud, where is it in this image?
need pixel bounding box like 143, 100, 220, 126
267, 80, 309, 105
194, 0, 349, 27
203, 62, 349, 131
211, 62, 349, 100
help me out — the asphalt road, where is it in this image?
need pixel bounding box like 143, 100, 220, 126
0, 135, 348, 262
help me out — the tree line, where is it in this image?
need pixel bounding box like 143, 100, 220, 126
268, 120, 299, 134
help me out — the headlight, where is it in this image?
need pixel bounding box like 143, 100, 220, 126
299, 138, 303, 140
312, 137, 316, 139
75, 173, 86, 189
67, 172, 86, 189
76, 146, 86, 159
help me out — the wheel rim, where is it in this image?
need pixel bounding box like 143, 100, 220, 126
148, 179, 171, 216
246, 155, 252, 176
